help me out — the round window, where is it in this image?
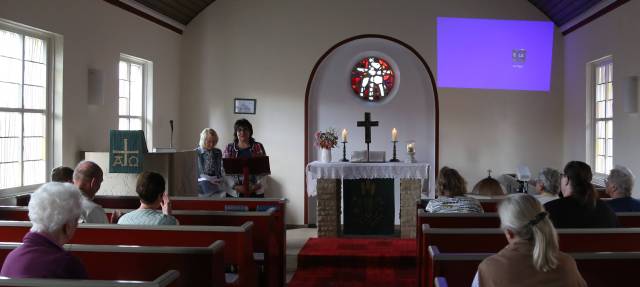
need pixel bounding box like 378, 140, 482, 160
350, 57, 395, 102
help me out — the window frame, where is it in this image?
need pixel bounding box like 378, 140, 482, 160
0, 19, 57, 195
587, 56, 613, 177
118, 54, 153, 150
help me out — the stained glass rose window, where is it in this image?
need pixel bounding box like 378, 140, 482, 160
351, 57, 395, 102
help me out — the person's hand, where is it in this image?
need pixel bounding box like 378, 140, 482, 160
110, 210, 123, 224
251, 183, 262, 193
161, 191, 172, 215
234, 185, 250, 196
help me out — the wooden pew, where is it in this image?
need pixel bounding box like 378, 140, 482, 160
414, 209, 500, 287
420, 225, 640, 287
14, 194, 287, 286
0, 242, 224, 287
0, 206, 280, 287
105, 208, 282, 287
0, 270, 179, 287
0, 221, 255, 287
428, 246, 640, 287
416, 210, 640, 231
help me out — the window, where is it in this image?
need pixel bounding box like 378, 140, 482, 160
118, 55, 151, 132
592, 59, 613, 175
0, 25, 50, 190
351, 57, 395, 102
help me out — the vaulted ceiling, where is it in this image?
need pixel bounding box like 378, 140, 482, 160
116, 0, 623, 34
131, 0, 215, 26
528, 0, 603, 27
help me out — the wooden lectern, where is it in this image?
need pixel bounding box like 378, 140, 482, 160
223, 156, 271, 196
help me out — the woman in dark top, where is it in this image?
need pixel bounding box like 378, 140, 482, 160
223, 119, 267, 197
544, 161, 619, 228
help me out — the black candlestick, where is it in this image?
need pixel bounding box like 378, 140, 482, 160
341, 141, 349, 162
390, 141, 400, 162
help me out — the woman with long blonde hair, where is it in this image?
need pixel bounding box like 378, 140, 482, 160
472, 194, 586, 287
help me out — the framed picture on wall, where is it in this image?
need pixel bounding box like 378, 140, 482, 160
234, 98, 256, 114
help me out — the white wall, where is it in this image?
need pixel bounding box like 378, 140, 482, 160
308, 37, 437, 223
0, 0, 182, 167
563, 1, 640, 196
180, 0, 564, 224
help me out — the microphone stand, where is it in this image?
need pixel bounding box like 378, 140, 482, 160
169, 120, 174, 149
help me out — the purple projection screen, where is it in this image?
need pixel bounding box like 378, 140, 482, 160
437, 17, 554, 91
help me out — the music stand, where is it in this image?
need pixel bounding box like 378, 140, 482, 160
223, 156, 271, 196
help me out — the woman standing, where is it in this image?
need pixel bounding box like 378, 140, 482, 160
223, 119, 267, 197
473, 194, 586, 287
195, 128, 225, 197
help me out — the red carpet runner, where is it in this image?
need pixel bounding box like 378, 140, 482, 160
288, 238, 416, 287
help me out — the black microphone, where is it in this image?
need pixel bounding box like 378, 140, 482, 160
169, 120, 174, 148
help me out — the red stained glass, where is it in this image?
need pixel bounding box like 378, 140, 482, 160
351, 57, 395, 102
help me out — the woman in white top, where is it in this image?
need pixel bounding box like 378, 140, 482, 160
425, 167, 483, 213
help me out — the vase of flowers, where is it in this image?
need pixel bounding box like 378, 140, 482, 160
315, 128, 338, 163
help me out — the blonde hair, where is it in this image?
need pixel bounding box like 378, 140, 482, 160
198, 128, 218, 149
498, 193, 559, 272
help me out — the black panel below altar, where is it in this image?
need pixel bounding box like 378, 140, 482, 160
343, 178, 394, 235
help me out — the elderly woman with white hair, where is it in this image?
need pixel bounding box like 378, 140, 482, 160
533, 168, 561, 205
605, 165, 639, 212
472, 194, 586, 287
0, 182, 87, 279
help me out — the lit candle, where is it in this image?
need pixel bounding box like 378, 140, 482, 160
342, 128, 348, 142
407, 143, 415, 153
391, 128, 398, 142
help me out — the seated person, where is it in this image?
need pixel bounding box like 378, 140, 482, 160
605, 165, 640, 212
0, 182, 87, 279
51, 166, 74, 183
544, 161, 619, 228
425, 167, 483, 213
195, 128, 225, 198
470, 173, 505, 197
533, 168, 561, 205
118, 172, 178, 225
472, 194, 586, 287
223, 118, 267, 198
73, 161, 109, 224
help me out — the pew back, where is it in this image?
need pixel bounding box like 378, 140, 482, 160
429, 246, 640, 287
0, 270, 179, 287
0, 222, 254, 287
107, 208, 282, 287
0, 242, 224, 287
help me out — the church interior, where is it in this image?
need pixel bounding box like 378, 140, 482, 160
1, 0, 640, 286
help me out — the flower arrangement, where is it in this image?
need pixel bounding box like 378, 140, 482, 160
315, 128, 338, 149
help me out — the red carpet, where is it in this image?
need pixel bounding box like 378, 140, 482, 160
288, 238, 416, 287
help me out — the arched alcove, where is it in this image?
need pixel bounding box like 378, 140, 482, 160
304, 35, 440, 224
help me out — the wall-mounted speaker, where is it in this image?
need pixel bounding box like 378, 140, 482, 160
88, 68, 103, 105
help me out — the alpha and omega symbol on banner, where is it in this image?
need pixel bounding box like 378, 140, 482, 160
112, 138, 140, 167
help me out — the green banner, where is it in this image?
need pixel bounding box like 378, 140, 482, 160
109, 130, 147, 173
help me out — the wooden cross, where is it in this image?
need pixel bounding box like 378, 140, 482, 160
357, 112, 378, 144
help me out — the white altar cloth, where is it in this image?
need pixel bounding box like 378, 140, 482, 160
306, 161, 429, 197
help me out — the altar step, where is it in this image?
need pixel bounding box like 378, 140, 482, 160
288, 238, 417, 286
